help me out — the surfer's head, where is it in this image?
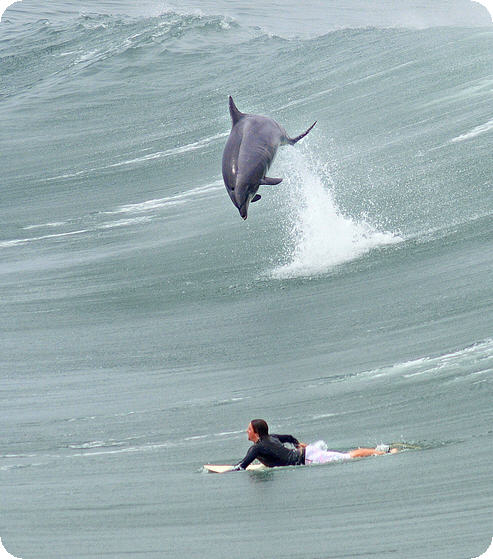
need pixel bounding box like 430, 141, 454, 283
248, 419, 269, 442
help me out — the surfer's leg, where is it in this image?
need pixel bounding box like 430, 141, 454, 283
349, 447, 397, 458
349, 448, 383, 458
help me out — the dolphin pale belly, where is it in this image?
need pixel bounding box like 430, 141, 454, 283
222, 96, 316, 220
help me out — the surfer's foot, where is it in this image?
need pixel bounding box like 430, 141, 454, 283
375, 444, 390, 453
375, 444, 399, 454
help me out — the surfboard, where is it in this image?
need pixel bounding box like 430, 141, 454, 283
204, 463, 267, 473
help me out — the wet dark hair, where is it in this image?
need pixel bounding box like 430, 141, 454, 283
250, 419, 269, 438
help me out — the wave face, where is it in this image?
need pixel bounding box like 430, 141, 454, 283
1, 3, 493, 559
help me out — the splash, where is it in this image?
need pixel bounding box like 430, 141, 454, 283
0, 1, 21, 22
309, 440, 328, 452
471, 0, 493, 21
271, 146, 401, 279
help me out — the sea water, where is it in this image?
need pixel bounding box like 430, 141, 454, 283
1, 1, 492, 558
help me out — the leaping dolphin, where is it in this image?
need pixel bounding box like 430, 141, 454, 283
222, 96, 316, 220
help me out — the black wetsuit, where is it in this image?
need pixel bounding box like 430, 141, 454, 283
234, 434, 305, 470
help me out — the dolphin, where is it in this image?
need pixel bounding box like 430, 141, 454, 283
222, 96, 316, 220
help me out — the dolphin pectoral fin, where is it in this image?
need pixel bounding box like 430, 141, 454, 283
286, 121, 317, 145
260, 177, 283, 186
251, 194, 261, 203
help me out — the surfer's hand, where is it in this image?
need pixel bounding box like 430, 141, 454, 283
297, 443, 307, 449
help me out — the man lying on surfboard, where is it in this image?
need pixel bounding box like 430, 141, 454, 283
231, 419, 397, 471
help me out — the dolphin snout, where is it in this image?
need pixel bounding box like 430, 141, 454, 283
235, 189, 250, 220
238, 203, 248, 220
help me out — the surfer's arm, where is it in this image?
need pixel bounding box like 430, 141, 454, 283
232, 445, 259, 470
272, 434, 301, 447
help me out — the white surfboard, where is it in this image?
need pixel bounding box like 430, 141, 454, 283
204, 463, 267, 473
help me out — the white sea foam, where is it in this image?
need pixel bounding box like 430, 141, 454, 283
271, 148, 401, 279
1, 180, 222, 250
355, 339, 493, 382
68, 442, 174, 458
97, 216, 152, 229
450, 118, 493, 143
23, 222, 67, 230
400, 339, 493, 380
0, 229, 89, 248
68, 440, 124, 450
106, 180, 223, 215
107, 132, 229, 169
42, 133, 228, 182
184, 434, 210, 441
0, 220, 151, 249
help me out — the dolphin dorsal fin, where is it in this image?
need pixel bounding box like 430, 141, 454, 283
229, 96, 245, 126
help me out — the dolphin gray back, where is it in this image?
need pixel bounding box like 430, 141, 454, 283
228, 96, 316, 144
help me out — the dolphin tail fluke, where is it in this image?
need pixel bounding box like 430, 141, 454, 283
287, 121, 317, 145
229, 96, 245, 125
260, 177, 283, 185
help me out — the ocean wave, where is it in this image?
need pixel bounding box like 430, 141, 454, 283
0, 180, 223, 251
0, 10, 250, 99
354, 339, 493, 383
1, 9, 245, 62
302, 339, 493, 394
106, 133, 229, 170
41, 133, 228, 183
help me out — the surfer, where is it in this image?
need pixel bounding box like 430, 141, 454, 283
232, 419, 397, 470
